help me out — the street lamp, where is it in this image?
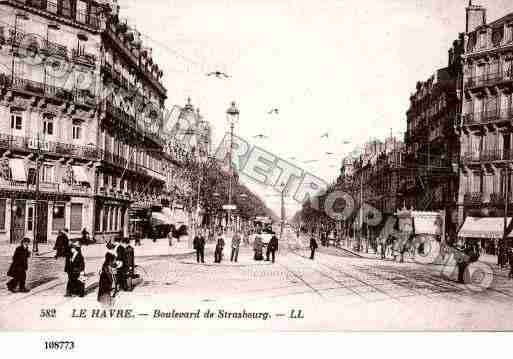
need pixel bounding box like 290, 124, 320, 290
226, 101, 239, 230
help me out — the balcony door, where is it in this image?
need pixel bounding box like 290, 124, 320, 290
504, 133, 511, 160
10, 200, 26, 243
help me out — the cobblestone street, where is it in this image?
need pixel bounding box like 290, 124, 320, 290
1, 232, 512, 331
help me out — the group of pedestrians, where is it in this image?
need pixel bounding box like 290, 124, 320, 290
192, 229, 280, 264
97, 238, 136, 305
5, 228, 137, 305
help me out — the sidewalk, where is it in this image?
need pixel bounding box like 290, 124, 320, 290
0, 237, 196, 258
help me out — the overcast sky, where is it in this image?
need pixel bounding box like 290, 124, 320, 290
121, 0, 513, 218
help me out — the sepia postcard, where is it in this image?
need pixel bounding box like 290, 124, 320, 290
0, 0, 513, 335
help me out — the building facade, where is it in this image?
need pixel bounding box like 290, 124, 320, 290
0, 0, 171, 244
458, 4, 513, 227
403, 36, 463, 236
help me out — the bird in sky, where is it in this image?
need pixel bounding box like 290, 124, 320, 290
268, 108, 279, 115
325, 152, 334, 155
321, 133, 329, 139
253, 134, 268, 139
206, 71, 229, 79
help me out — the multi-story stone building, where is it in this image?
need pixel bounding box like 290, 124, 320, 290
403, 35, 463, 236
458, 3, 513, 230
0, 0, 169, 244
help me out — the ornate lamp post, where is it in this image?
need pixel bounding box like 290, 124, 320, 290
225, 101, 239, 231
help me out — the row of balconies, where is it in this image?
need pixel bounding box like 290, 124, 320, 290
7, 29, 97, 67
0, 180, 91, 196
0, 179, 164, 205
464, 70, 513, 90
462, 109, 513, 126
0, 133, 101, 161
462, 149, 512, 163
105, 20, 166, 95
463, 192, 512, 206
0, 74, 96, 108
104, 100, 164, 147
0, 133, 164, 182
11, 0, 101, 30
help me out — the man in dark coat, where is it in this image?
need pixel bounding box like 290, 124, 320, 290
7, 238, 31, 293
508, 247, 513, 280
214, 233, 225, 263
266, 234, 279, 263
65, 242, 85, 297
124, 238, 136, 290
54, 229, 69, 259
116, 239, 129, 291
193, 231, 206, 263
310, 236, 318, 260
230, 231, 241, 263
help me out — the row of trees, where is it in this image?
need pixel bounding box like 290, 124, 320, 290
181, 155, 277, 226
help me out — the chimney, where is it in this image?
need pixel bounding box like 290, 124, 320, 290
466, 1, 486, 33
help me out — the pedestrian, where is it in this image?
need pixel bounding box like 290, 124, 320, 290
81, 228, 90, 245
65, 242, 85, 297
267, 234, 279, 263
508, 247, 513, 280
214, 232, 225, 263
7, 237, 31, 293
230, 231, 241, 262
125, 238, 136, 290
253, 231, 264, 261
54, 229, 69, 259
380, 236, 386, 259
115, 238, 129, 291
309, 236, 318, 260
98, 252, 116, 306
193, 230, 206, 263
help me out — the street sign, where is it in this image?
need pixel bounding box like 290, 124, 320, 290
223, 204, 237, 210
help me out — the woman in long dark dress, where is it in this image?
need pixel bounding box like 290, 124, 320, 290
64, 242, 85, 297
7, 238, 31, 292
98, 252, 116, 306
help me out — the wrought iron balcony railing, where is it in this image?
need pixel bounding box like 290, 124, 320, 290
0, 133, 103, 161
464, 192, 483, 205
465, 71, 513, 89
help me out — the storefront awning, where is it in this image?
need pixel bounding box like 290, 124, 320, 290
458, 217, 513, 239
413, 213, 442, 236
9, 158, 26, 182
72, 166, 89, 183
151, 211, 173, 226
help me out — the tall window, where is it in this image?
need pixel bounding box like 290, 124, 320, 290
0, 199, 6, 230
76, 0, 87, 23
27, 206, 33, 232
70, 203, 83, 232
507, 25, 513, 43
52, 203, 65, 231
60, 0, 72, 18
114, 207, 118, 231
40, 165, 54, 182
72, 123, 81, 140
43, 119, 54, 136
478, 31, 487, 49
47, 0, 58, 13
10, 114, 23, 130
102, 206, 109, 232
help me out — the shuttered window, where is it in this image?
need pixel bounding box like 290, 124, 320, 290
70, 203, 83, 232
